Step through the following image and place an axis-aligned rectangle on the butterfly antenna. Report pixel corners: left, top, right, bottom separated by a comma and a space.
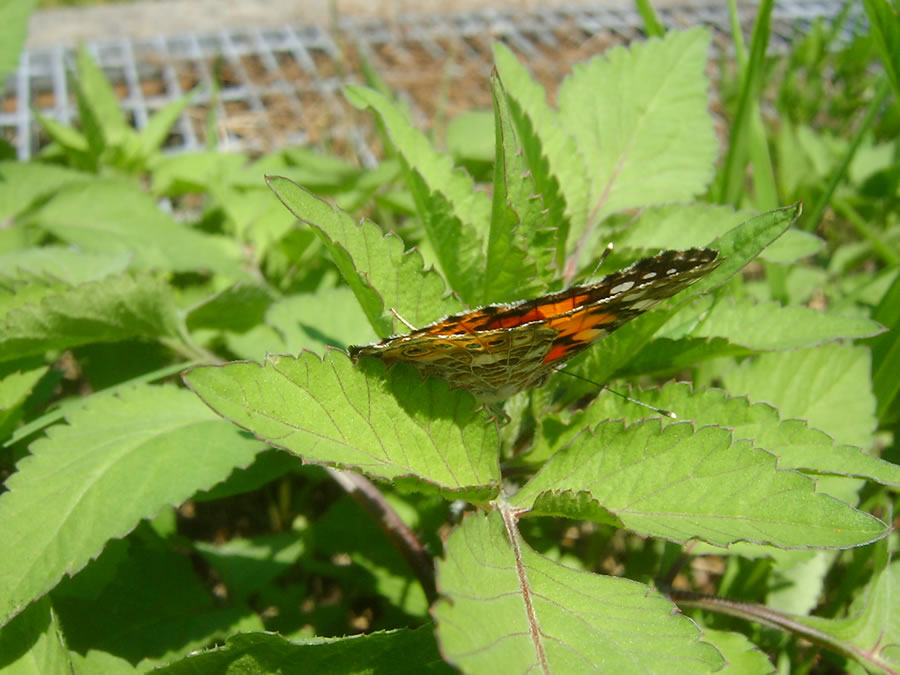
585, 242, 615, 279
557, 369, 677, 419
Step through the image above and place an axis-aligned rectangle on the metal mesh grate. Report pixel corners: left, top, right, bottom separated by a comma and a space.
1, 1, 865, 160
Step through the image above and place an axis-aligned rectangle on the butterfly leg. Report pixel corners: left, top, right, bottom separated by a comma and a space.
389, 308, 418, 331
478, 402, 511, 426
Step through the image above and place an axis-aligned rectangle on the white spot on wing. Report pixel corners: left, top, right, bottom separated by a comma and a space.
642, 272, 658, 279
610, 281, 635, 293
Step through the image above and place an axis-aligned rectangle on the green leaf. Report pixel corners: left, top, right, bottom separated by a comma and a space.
0, 161, 93, 221
514, 420, 885, 548
493, 42, 588, 252
0, 385, 267, 627
266, 175, 460, 336
868, 271, 900, 423
183, 352, 500, 501
69, 649, 143, 674
485, 69, 554, 303
535, 382, 900, 488
73, 44, 130, 149
615, 203, 750, 251
698, 629, 775, 674
138, 90, 196, 157
150, 151, 248, 195
33, 111, 93, 168
265, 286, 378, 354
722, 344, 878, 448
222, 287, 378, 361
154, 627, 453, 674
863, 0, 900, 102
767, 551, 832, 615
0, 0, 35, 84
755, 229, 824, 263
445, 109, 494, 163
433, 510, 724, 673
0, 246, 131, 285
52, 537, 262, 668
614, 203, 821, 264
557, 28, 716, 231
0, 273, 66, 314
29, 179, 247, 277
344, 85, 489, 303
0, 366, 48, 438
232, 148, 362, 191
0, 273, 179, 363
692, 297, 885, 350
214, 186, 297, 253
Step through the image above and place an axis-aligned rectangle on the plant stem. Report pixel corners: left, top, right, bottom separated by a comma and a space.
718, 0, 773, 205
666, 588, 877, 669
635, 0, 665, 37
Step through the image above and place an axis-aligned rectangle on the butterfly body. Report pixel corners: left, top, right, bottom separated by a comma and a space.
349, 248, 721, 401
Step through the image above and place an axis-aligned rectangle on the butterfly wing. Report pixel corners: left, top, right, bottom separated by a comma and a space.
349, 248, 721, 400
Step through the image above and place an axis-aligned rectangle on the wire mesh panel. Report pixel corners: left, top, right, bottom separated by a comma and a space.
1, 1, 865, 160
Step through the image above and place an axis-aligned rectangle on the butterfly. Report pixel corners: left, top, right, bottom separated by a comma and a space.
349, 248, 721, 402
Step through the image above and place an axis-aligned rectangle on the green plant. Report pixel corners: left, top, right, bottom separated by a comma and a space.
0, 3, 897, 674
32, 45, 196, 174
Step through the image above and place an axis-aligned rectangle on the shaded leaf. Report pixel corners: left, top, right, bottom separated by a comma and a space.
0, 246, 131, 285
624, 336, 752, 375
185, 283, 274, 334
195, 534, 305, 602
0, 597, 70, 674
53, 538, 262, 668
